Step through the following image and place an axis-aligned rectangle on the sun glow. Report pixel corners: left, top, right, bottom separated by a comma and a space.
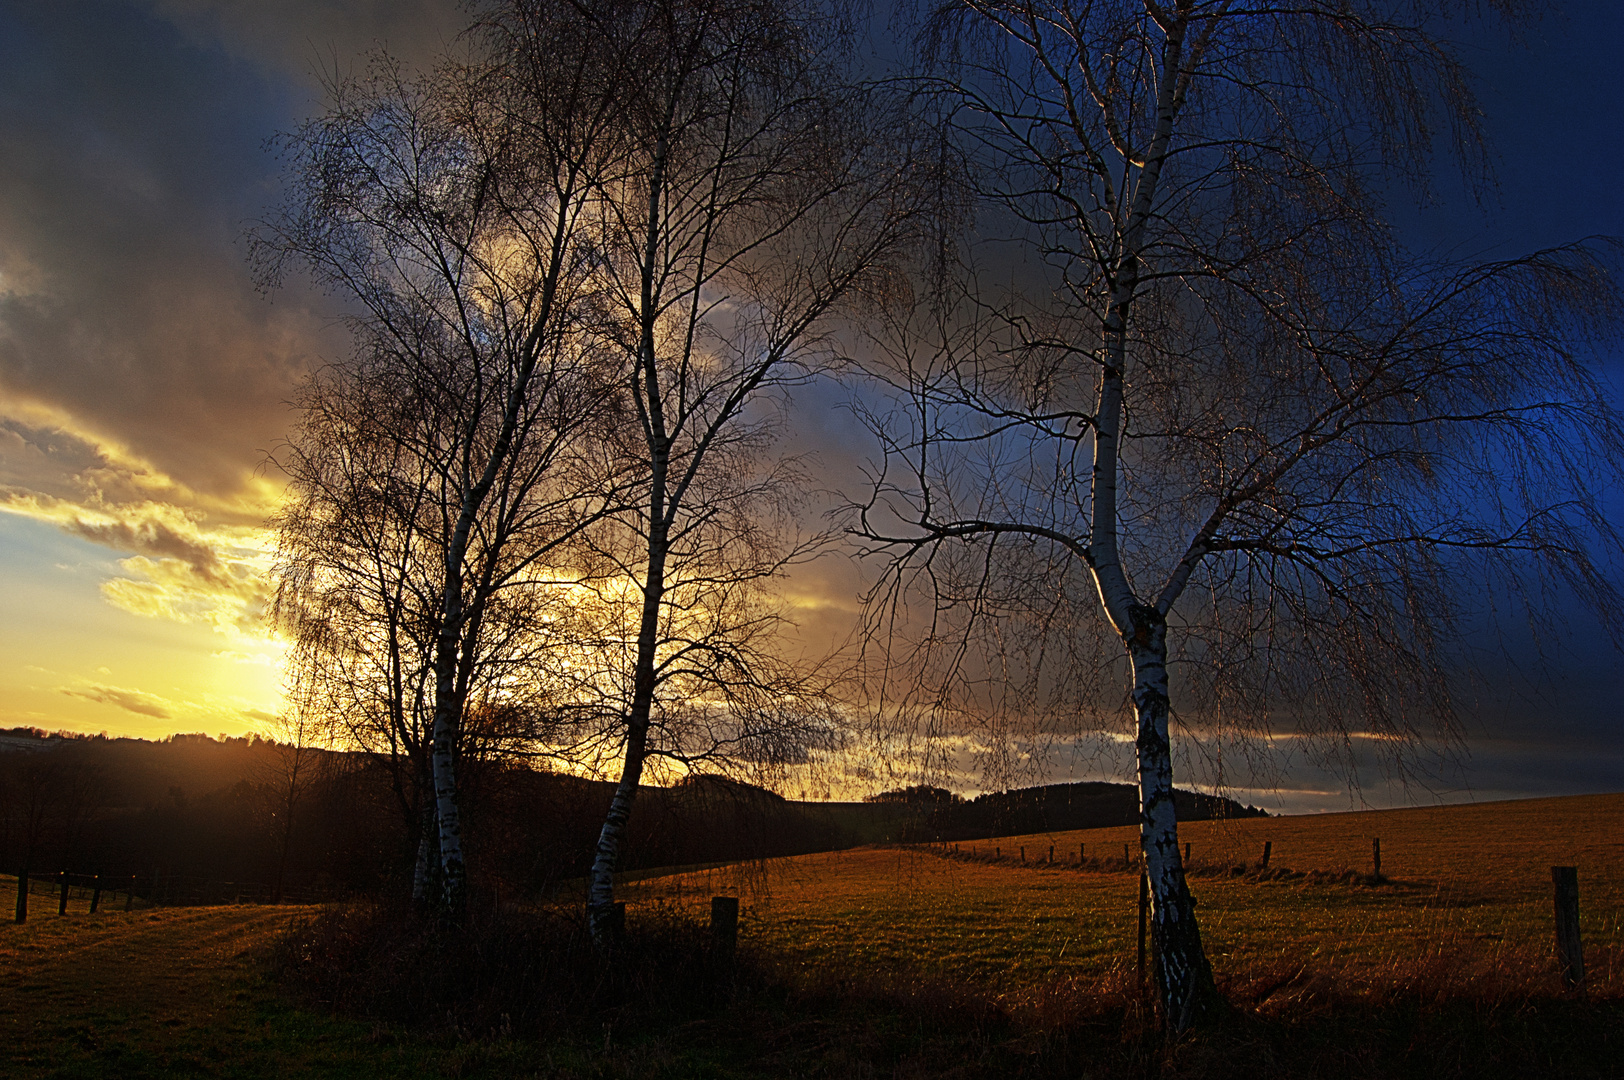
0, 408, 289, 739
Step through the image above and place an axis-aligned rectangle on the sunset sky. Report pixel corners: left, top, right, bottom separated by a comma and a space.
2, 0, 1622, 809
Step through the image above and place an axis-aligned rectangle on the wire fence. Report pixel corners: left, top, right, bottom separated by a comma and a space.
5, 869, 343, 921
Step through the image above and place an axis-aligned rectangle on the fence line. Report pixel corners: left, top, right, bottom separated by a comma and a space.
904, 838, 1590, 992
917, 837, 1389, 883
7, 868, 343, 921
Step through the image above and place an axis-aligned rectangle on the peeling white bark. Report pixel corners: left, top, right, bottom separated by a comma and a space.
586, 509, 666, 944
1128, 605, 1215, 1030
1081, 11, 1218, 1029
429, 695, 466, 908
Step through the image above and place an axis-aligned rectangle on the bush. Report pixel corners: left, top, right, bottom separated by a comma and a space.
270, 898, 746, 1041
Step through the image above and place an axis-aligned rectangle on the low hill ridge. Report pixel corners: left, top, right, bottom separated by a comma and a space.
864, 780, 1266, 841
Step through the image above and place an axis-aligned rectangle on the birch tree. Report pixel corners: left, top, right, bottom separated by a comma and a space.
465, 0, 923, 944
853, 0, 1624, 1028
260, 43, 628, 912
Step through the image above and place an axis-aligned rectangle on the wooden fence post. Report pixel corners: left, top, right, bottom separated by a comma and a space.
90, 875, 102, 914
58, 872, 69, 915
1137, 868, 1149, 993
1551, 866, 1584, 993
125, 875, 135, 912
1048, 844, 1054, 864
1184, 842, 1191, 863
1260, 841, 1272, 870
1123, 842, 1131, 870
995, 847, 1000, 859
711, 895, 739, 968
1372, 837, 1381, 878
14, 870, 26, 924
1020, 846, 1026, 864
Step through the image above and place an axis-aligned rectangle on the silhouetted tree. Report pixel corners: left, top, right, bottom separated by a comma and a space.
258, 42, 628, 911
463, 0, 926, 945
854, 0, 1624, 1028
253, 712, 333, 904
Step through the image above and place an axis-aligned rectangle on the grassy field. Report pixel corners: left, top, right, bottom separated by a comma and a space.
624, 792, 1624, 996
2, 793, 1620, 1077
0, 904, 593, 1079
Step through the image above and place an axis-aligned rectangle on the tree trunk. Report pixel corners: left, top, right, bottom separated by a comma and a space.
411, 791, 436, 904
429, 699, 465, 912
1127, 604, 1220, 1032
587, 125, 672, 948
272, 745, 303, 906
587, 770, 641, 944
432, 512, 473, 913
586, 524, 665, 947
273, 818, 293, 906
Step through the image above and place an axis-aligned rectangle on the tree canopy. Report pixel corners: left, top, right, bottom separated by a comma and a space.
850, 0, 1624, 1026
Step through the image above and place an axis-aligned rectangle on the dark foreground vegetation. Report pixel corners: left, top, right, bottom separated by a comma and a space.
266, 899, 1622, 1080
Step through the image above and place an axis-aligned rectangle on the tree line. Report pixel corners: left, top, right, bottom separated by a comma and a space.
252, 0, 1624, 1029
0, 730, 912, 897
865, 782, 1265, 842
255, 0, 921, 942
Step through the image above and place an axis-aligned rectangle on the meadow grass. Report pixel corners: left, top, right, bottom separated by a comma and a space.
623, 792, 1624, 997
2, 792, 1620, 1077
0, 904, 556, 1079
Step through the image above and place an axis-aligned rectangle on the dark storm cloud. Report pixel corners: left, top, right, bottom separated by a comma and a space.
0, 0, 345, 500
144, 0, 466, 82
1401, 7, 1624, 254
63, 516, 226, 584
0, 0, 455, 658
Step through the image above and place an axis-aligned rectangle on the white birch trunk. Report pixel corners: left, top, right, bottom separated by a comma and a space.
586, 518, 666, 946
1126, 604, 1217, 1031
1077, 10, 1219, 1029
426, 272, 556, 912
587, 775, 640, 941
429, 691, 466, 909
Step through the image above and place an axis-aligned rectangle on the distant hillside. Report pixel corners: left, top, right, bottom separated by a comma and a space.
0, 728, 1257, 896
0, 728, 914, 896
0, 728, 287, 807
866, 781, 1266, 841
475, 771, 916, 887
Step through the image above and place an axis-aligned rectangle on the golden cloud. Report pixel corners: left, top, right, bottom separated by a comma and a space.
0, 406, 281, 528
59, 682, 174, 720
0, 413, 284, 653
100, 554, 271, 637
54, 678, 285, 732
